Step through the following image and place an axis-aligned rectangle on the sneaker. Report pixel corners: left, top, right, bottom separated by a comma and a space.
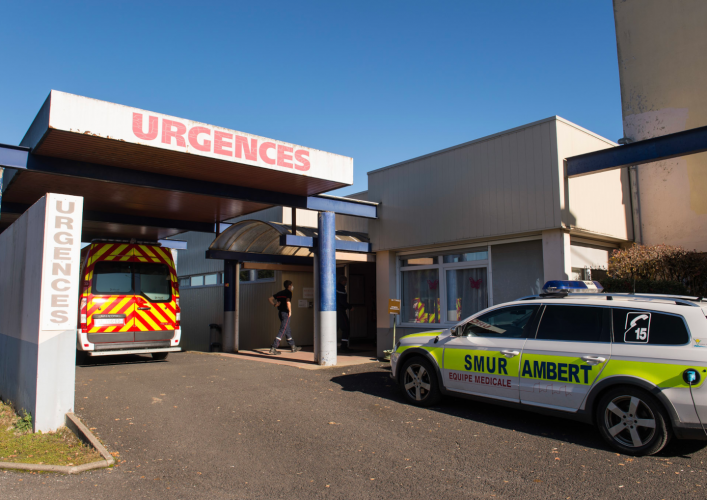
291, 346, 302, 353
268, 347, 281, 355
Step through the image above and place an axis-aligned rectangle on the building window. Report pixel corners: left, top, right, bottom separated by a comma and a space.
400, 247, 489, 325
239, 269, 276, 284
445, 267, 488, 322
179, 273, 221, 288
401, 268, 440, 323
179, 269, 275, 288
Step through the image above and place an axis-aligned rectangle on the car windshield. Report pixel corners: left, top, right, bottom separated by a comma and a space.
462, 306, 538, 338
92, 261, 133, 295
136, 263, 172, 302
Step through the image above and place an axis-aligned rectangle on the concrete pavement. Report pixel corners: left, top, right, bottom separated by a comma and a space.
2, 351, 707, 499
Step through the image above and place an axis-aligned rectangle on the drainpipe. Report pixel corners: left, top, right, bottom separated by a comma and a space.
629, 165, 642, 244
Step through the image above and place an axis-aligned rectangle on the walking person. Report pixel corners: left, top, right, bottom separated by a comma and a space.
268, 280, 302, 355
337, 276, 354, 353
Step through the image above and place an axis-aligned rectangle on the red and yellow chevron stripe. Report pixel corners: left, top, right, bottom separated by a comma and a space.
80, 242, 179, 334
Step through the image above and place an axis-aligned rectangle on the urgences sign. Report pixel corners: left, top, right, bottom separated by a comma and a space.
26, 91, 353, 185
132, 113, 310, 171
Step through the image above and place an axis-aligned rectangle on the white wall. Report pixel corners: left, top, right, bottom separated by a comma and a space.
570, 244, 610, 270
0, 194, 83, 432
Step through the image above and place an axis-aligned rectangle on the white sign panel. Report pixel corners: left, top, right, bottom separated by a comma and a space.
40, 194, 83, 331
45, 91, 353, 185
302, 287, 314, 299
298, 300, 309, 308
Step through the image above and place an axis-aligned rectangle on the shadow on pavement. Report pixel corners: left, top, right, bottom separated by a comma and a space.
330, 368, 707, 459
76, 353, 167, 368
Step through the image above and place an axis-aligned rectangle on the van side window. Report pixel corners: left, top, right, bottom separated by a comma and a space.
535, 306, 610, 342
612, 309, 689, 345
462, 306, 539, 338
92, 261, 132, 295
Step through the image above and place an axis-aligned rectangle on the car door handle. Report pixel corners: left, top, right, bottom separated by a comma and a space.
138, 307, 150, 310
500, 350, 520, 358
581, 356, 606, 364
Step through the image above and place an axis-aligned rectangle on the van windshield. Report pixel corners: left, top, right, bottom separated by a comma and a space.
136, 263, 172, 302
92, 261, 133, 295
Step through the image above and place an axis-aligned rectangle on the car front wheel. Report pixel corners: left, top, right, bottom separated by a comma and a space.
400, 357, 442, 407
596, 386, 670, 456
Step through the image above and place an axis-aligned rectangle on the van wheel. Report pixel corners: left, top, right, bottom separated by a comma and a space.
400, 357, 442, 407
152, 352, 169, 361
596, 386, 670, 456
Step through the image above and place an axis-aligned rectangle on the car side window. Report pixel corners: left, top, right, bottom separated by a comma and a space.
462, 305, 539, 338
535, 305, 610, 342
612, 308, 689, 345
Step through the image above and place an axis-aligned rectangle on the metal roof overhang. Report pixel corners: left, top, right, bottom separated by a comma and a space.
205, 220, 371, 265
0, 92, 375, 241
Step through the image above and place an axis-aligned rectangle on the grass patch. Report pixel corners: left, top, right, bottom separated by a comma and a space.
0, 400, 102, 466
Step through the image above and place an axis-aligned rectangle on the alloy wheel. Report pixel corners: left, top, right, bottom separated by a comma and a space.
604, 395, 657, 448
403, 363, 432, 402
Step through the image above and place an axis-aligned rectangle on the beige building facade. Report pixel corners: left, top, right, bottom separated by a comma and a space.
614, 0, 707, 250
369, 116, 633, 356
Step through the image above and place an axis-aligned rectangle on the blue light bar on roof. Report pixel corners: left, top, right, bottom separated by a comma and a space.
542, 280, 604, 293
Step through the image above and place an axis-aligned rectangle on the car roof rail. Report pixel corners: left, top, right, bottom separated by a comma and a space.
516, 292, 702, 307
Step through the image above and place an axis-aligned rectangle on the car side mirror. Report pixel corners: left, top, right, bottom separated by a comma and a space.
451, 326, 459, 337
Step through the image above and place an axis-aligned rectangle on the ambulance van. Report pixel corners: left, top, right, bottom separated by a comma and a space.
76, 240, 181, 361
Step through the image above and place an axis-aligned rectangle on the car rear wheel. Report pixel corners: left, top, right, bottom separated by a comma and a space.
152, 352, 169, 361
400, 357, 441, 407
596, 386, 670, 456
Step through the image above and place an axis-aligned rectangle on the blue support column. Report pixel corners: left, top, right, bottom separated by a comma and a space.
317, 211, 337, 365
0, 167, 3, 220
223, 260, 240, 352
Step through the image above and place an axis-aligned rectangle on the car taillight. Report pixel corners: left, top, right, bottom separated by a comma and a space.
80, 297, 88, 332
175, 298, 181, 328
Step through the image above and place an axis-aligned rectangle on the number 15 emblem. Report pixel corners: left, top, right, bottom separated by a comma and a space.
624, 312, 651, 343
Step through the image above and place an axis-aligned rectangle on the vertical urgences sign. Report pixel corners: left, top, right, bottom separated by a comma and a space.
40, 194, 83, 331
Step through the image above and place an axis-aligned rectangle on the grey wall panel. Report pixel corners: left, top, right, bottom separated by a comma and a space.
491, 240, 544, 305
336, 192, 369, 234
179, 286, 224, 352
238, 273, 282, 350
368, 119, 562, 251
172, 232, 222, 277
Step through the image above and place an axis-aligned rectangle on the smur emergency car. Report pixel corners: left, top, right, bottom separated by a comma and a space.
76, 240, 181, 361
391, 281, 707, 455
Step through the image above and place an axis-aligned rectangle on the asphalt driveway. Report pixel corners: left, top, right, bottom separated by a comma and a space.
2, 351, 707, 499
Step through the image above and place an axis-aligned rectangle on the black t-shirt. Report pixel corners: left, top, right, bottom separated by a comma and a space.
273, 289, 292, 314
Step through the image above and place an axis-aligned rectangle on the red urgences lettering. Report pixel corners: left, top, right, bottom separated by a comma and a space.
131, 113, 311, 171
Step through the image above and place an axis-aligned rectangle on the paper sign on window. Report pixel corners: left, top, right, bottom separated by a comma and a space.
624, 312, 651, 343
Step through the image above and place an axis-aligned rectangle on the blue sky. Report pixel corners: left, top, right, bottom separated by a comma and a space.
0, 1, 621, 196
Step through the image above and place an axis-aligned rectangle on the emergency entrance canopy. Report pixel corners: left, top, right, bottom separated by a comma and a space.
1, 91, 359, 241
21, 91, 353, 193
